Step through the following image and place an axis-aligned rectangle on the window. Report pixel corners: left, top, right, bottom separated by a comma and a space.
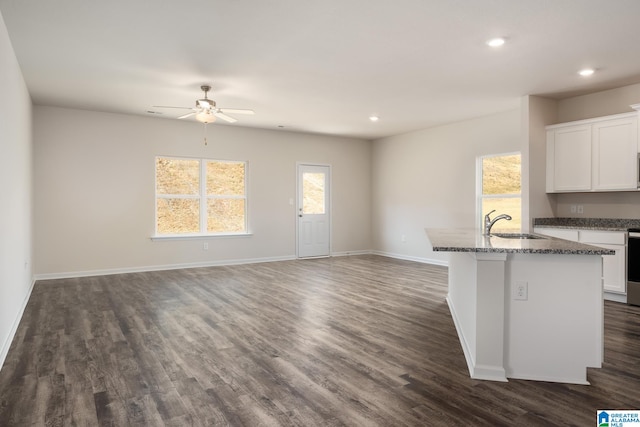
478, 153, 521, 231
155, 157, 247, 236
302, 172, 326, 214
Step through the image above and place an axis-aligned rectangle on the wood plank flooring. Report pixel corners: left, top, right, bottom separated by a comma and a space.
0, 254, 639, 426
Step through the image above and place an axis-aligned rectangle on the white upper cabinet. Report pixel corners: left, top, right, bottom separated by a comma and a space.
546, 124, 592, 192
592, 116, 638, 190
546, 111, 639, 193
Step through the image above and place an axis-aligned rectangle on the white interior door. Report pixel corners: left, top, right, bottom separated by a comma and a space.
297, 164, 330, 258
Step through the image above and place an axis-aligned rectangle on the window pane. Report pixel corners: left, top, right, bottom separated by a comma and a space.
482, 155, 521, 195
482, 198, 521, 231
157, 198, 199, 234
156, 158, 200, 195
207, 161, 245, 196
207, 199, 245, 233
303, 172, 325, 214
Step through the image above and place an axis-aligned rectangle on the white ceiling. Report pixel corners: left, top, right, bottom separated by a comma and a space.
2, 0, 640, 139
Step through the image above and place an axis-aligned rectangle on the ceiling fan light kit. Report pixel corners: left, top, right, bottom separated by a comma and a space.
196, 109, 216, 123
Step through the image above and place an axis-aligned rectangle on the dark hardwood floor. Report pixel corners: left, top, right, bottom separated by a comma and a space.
0, 255, 639, 426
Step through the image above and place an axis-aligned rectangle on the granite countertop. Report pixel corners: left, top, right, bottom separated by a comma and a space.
533, 217, 640, 231
425, 228, 615, 255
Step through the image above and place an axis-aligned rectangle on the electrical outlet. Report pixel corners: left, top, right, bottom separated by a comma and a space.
401, 234, 407, 243
570, 205, 577, 214
514, 281, 528, 301
203, 242, 209, 250
577, 205, 584, 214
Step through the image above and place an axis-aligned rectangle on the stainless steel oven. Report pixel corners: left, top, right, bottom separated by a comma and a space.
628, 229, 640, 306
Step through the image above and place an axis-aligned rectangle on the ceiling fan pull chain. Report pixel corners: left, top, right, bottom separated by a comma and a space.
204, 122, 208, 146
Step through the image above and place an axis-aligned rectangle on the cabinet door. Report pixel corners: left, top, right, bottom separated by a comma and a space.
595, 243, 626, 294
547, 125, 592, 192
592, 117, 638, 191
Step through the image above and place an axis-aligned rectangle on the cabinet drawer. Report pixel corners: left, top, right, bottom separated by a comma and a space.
579, 230, 626, 245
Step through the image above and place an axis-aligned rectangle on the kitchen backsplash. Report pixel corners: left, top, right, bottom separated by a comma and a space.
554, 192, 640, 219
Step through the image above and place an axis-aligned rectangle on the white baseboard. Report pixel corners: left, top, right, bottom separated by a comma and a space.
604, 292, 627, 304
34, 255, 298, 281
371, 250, 449, 267
446, 295, 475, 378
0, 277, 36, 372
447, 295, 508, 382
331, 250, 373, 257
35, 251, 448, 281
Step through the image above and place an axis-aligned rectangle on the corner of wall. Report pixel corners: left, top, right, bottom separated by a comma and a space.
0, 8, 35, 371
522, 96, 558, 228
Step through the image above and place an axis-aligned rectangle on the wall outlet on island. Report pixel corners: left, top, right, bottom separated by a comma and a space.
514, 281, 528, 301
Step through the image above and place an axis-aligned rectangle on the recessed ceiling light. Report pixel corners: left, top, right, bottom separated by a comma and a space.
579, 68, 595, 77
369, 115, 379, 122
486, 38, 506, 47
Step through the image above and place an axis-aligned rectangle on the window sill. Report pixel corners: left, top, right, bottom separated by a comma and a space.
151, 233, 253, 241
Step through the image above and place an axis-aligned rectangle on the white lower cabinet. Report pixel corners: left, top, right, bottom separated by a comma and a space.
534, 227, 627, 295
580, 230, 627, 294
533, 227, 579, 241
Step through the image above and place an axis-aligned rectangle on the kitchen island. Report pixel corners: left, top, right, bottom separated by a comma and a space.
426, 228, 614, 385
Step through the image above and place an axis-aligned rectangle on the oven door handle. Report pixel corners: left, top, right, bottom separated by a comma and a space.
629, 232, 640, 238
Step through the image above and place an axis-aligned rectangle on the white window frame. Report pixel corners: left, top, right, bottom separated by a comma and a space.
476, 151, 521, 230
154, 156, 249, 238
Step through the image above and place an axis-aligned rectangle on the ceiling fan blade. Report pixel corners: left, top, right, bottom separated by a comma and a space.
219, 108, 254, 115
152, 105, 193, 110
213, 111, 237, 123
178, 112, 196, 119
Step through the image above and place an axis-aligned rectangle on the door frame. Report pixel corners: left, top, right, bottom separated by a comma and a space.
296, 162, 332, 258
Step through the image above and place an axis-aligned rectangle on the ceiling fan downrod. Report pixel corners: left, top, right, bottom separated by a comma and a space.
201, 85, 211, 99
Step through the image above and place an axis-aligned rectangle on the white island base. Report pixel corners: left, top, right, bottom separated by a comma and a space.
447, 252, 603, 385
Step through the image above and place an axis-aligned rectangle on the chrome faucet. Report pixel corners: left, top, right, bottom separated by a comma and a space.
484, 210, 512, 235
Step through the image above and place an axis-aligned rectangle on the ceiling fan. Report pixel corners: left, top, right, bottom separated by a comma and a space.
153, 85, 254, 124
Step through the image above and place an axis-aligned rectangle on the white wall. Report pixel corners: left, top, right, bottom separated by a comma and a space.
371, 109, 520, 264
552, 83, 640, 218
0, 11, 33, 369
34, 106, 371, 277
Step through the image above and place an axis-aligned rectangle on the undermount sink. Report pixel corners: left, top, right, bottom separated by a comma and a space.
491, 233, 546, 240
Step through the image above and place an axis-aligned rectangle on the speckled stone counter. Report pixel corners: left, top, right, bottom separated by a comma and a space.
533, 217, 640, 231
425, 228, 614, 255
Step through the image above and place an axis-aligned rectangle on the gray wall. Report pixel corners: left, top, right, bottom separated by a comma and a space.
371, 109, 521, 264
34, 106, 372, 276
521, 95, 558, 228
0, 11, 33, 368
